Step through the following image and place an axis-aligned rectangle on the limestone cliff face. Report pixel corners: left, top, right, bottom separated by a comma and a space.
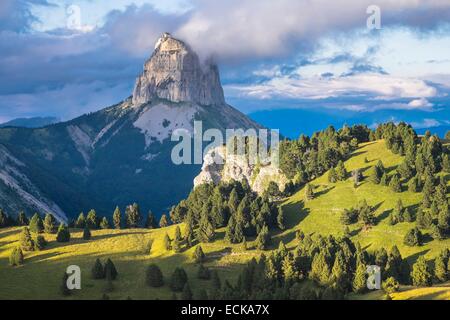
194, 146, 288, 194
132, 33, 225, 106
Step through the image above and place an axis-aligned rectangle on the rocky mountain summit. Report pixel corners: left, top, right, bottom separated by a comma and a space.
132, 33, 225, 106
0, 33, 263, 220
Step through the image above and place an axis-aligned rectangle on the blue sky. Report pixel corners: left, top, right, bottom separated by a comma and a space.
0, 0, 449, 136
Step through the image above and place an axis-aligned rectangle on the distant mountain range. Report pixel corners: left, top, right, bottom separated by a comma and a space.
0, 33, 261, 221
0, 117, 59, 128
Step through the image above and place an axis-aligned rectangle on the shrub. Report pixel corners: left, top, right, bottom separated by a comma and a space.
146, 264, 164, 287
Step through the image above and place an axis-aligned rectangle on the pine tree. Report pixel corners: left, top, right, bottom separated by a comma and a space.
29, 213, 43, 233
277, 207, 286, 230
159, 214, 169, 228
368, 165, 381, 184
310, 251, 330, 285
335, 160, 347, 181
125, 203, 141, 228
411, 256, 432, 287
60, 273, 71, 296
328, 167, 338, 183
382, 277, 399, 294
91, 258, 105, 279
434, 255, 448, 283
305, 183, 314, 201
352, 262, 367, 293
17, 211, 28, 226
75, 212, 85, 228
389, 174, 402, 193
112, 207, 121, 229
422, 174, 435, 208
163, 233, 171, 251
442, 154, 450, 173
174, 226, 182, 242
34, 234, 47, 250
170, 267, 188, 292
83, 226, 91, 240
184, 221, 195, 248
196, 215, 215, 243
228, 188, 239, 213
9, 247, 24, 266
0, 209, 7, 228
256, 224, 270, 250
146, 264, 164, 287
403, 227, 423, 246
172, 237, 182, 253
438, 205, 450, 233
181, 283, 193, 300
43, 213, 57, 234
99, 217, 109, 229
397, 160, 413, 179
86, 209, 98, 229
193, 245, 205, 264
103, 259, 118, 280
358, 200, 375, 227
332, 251, 349, 291
416, 208, 432, 229
19, 227, 35, 251
56, 223, 71, 242
408, 176, 419, 192
431, 223, 445, 241
145, 211, 158, 229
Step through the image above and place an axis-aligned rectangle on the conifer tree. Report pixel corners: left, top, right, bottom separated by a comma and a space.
145, 211, 158, 229
91, 258, 105, 279
17, 211, 28, 226
408, 176, 419, 192
256, 224, 270, 250
184, 221, 195, 248
196, 214, 215, 243
104, 259, 118, 280
125, 203, 141, 228
228, 188, 240, 213
434, 254, 448, 283
328, 167, 338, 183
310, 251, 331, 285
0, 209, 7, 228
29, 213, 43, 233
368, 165, 382, 184
352, 262, 367, 293
174, 226, 182, 242
422, 174, 435, 208
332, 251, 349, 291
56, 224, 70, 242
86, 209, 98, 229
442, 154, 450, 173
60, 273, 71, 296
431, 223, 445, 241
389, 174, 402, 193
197, 264, 211, 280
416, 208, 432, 229
277, 207, 286, 230
172, 237, 182, 253
75, 212, 85, 228
382, 277, 399, 294
403, 227, 423, 247
397, 160, 413, 179
411, 256, 432, 287
19, 227, 35, 252
438, 204, 450, 232
170, 267, 188, 292
193, 245, 205, 264
83, 226, 91, 240
159, 214, 169, 228
163, 233, 171, 251
113, 207, 121, 229
34, 234, 47, 250
9, 247, 24, 266
146, 264, 164, 287
100, 217, 109, 229
305, 183, 314, 201
335, 160, 347, 181
43, 213, 57, 234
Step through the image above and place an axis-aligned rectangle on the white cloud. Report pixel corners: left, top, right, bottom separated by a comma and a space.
410, 118, 441, 129
227, 73, 437, 102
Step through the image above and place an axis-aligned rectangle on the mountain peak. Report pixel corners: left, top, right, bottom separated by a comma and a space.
132, 33, 225, 106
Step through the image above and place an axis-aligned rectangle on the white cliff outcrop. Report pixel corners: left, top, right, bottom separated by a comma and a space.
194, 146, 288, 194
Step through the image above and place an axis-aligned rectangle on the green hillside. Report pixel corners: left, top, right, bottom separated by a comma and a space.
0, 139, 449, 300
280, 140, 450, 260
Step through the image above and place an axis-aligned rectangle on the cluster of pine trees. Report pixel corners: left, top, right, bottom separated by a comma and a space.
169, 180, 281, 250
279, 124, 371, 183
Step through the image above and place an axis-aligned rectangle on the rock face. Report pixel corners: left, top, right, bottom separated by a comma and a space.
132, 33, 225, 106
194, 146, 288, 194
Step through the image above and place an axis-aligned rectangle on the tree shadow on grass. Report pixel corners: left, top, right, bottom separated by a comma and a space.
315, 185, 335, 197
377, 209, 392, 224
405, 249, 430, 265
